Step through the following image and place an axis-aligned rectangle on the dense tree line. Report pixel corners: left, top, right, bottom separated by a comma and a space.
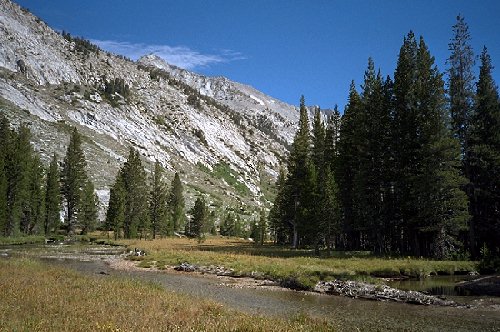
271, 18, 500, 260
105, 149, 187, 240
0, 115, 98, 237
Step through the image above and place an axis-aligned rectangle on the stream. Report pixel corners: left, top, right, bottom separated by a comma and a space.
1, 244, 499, 331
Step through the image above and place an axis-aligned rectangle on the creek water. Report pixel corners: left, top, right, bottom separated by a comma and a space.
388, 275, 477, 296
1, 244, 499, 331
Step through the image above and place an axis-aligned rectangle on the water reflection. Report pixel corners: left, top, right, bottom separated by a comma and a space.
388, 276, 474, 296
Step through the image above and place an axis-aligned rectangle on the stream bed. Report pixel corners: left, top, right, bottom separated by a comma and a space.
1, 243, 499, 331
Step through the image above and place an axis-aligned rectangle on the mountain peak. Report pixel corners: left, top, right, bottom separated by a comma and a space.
138, 54, 179, 71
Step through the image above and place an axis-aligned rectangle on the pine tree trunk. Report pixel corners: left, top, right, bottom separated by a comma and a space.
292, 224, 298, 249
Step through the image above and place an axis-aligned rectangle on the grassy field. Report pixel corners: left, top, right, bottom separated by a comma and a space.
0, 235, 47, 245
0, 258, 335, 332
115, 236, 477, 288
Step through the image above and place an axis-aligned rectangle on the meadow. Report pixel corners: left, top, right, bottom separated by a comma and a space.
0, 258, 334, 332
116, 236, 477, 289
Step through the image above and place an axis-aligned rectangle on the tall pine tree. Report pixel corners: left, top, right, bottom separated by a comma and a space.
105, 175, 125, 240
354, 59, 394, 254
149, 160, 168, 238
23, 154, 45, 234
285, 95, 313, 248
336, 81, 362, 249
324, 105, 341, 171
121, 148, 150, 239
188, 197, 207, 240
6, 124, 34, 236
268, 168, 289, 244
391, 33, 469, 257
392, 31, 419, 255
467, 47, 500, 258
447, 15, 475, 157
413, 37, 469, 258
61, 127, 89, 234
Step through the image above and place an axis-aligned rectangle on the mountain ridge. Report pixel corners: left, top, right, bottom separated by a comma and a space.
0, 0, 301, 219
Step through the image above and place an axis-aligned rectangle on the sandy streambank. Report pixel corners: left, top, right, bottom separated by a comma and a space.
105, 257, 285, 291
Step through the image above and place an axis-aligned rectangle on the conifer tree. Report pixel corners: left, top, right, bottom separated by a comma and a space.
168, 172, 185, 234
467, 47, 500, 257
354, 59, 395, 254
45, 154, 61, 235
6, 124, 33, 236
321, 107, 342, 253
250, 217, 259, 241
336, 81, 362, 249
269, 168, 289, 244
23, 154, 45, 234
105, 175, 125, 240
319, 166, 340, 255
414, 37, 469, 258
80, 180, 98, 235
149, 161, 168, 238
61, 127, 89, 234
392, 31, 419, 255
188, 197, 207, 240
324, 105, 341, 170
121, 148, 150, 239
309, 106, 327, 251
391, 33, 469, 257
219, 211, 234, 236
447, 15, 475, 157
312, 107, 325, 175
285, 95, 312, 248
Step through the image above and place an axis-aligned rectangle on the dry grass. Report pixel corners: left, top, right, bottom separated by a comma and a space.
0, 258, 335, 332
116, 237, 477, 287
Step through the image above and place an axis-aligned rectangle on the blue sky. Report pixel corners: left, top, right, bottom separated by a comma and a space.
15, 0, 500, 111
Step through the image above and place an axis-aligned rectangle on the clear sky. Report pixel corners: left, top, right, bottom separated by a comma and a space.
14, 0, 500, 111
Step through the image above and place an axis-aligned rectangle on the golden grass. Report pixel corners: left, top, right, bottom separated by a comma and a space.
117, 237, 477, 287
0, 258, 335, 332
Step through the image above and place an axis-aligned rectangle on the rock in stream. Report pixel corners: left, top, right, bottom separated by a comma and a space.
314, 280, 456, 306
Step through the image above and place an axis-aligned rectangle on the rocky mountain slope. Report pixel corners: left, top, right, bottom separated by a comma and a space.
0, 0, 300, 220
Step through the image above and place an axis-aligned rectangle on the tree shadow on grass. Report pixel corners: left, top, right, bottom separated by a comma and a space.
195, 240, 372, 259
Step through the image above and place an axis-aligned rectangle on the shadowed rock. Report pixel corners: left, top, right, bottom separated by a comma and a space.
455, 275, 500, 296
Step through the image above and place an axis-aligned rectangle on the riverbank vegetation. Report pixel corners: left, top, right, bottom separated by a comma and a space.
0, 235, 46, 245
0, 258, 334, 331
116, 237, 476, 289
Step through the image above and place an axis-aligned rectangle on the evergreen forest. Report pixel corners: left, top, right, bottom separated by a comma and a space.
0, 16, 498, 267
271, 17, 500, 263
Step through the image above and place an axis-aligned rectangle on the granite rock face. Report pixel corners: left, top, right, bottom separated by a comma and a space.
0, 0, 304, 218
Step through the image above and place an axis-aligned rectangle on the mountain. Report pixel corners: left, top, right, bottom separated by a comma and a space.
0, 0, 301, 219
